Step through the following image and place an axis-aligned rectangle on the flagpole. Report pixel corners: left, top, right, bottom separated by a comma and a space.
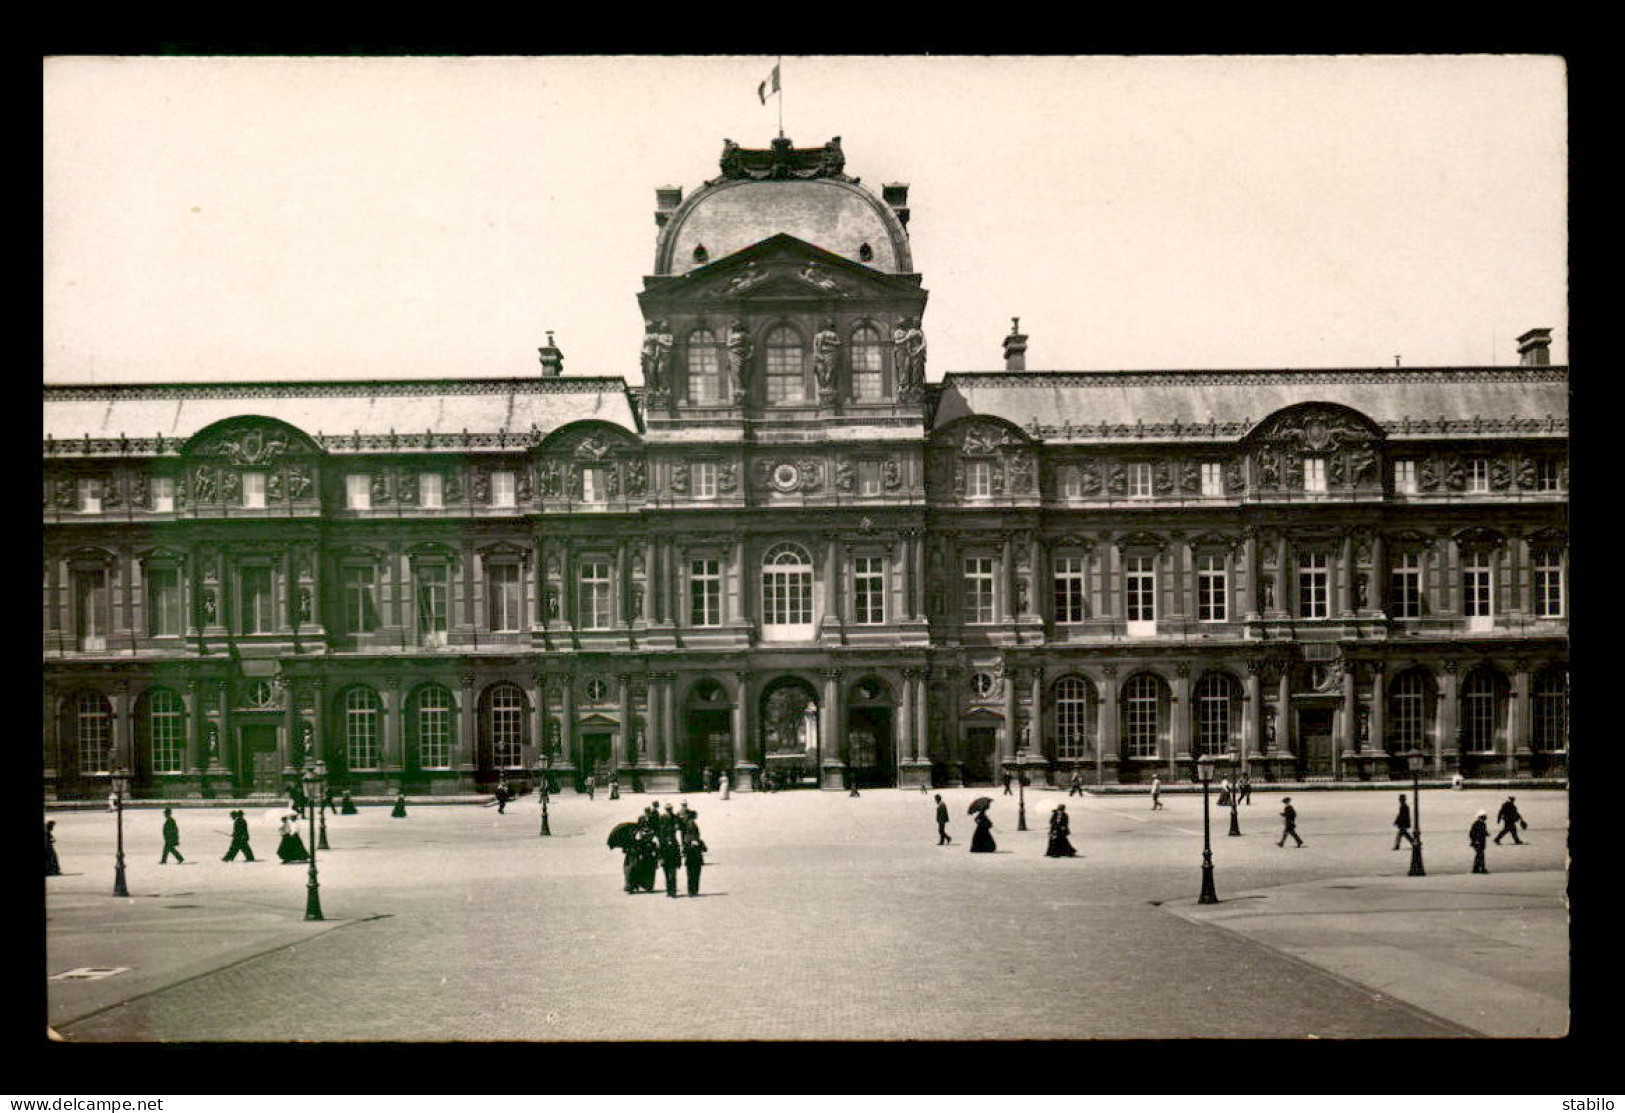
777, 56, 784, 139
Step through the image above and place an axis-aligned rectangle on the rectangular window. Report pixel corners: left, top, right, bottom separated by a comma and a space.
491, 470, 517, 508
580, 466, 606, 503
1127, 463, 1152, 499
853, 556, 885, 625
1390, 551, 1423, 619
1197, 554, 1227, 622
857, 459, 882, 496
1125, 556, 1156, 623
1053, 556, 1087, 624
346, 474, 371, 510
149, 692, 186, 774
417, 693, 453, 769
74, 567, 110, 650
239, 566, 274, 634
1467, 458, 1491, 493
78, 478, 101, 514
341, 566, 379, 634
1535, 458, 1560, 491
1534, 548, 1564, 618
693, 462, 718, 499
690, 559, 721, 627
1463, 553, 1493, 620
1059, 465, 1083, 499
146, 567, 183, 637
1201, 462, 1223, 498
419, 473, 444, 510
415, 564, 449, 646
487, 562, 522, 632
1394, 460, 1418, 495
151, 475, 175, 513
963, 557, 995, 624
241, 471, 266, 509
1303, 458, 1327, 493
578, 561, 613, 630
965, 460, 992, 498
1297, 551, 1329, 619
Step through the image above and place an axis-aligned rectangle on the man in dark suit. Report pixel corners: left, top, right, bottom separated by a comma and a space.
1469, 810, 1491, 873
657, 820, 682, 898
1276, 797, 1304, 847
1392, 794, 1416, 850
682, 811, 706, 897
160, 807, 185, 864
222, 810, 256, 861
934, 794, 951, 845
1494, 796, 1526, 844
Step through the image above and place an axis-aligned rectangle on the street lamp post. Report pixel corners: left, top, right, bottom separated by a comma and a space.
315, 759, 330, 851
303, 763, 324, 921
1015, 744, 1028, 832
1406, 748, 1426, 877
1196, 753, 1218, 904
111, 767, 130, 898
536, 753, 552, 837
1227, 751, 1242, 837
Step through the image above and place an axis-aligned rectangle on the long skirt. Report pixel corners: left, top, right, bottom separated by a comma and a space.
277, 833, 310, 863
970, 826, 997, 854
1046, 834, 1077, 857
633, 852, 658, 892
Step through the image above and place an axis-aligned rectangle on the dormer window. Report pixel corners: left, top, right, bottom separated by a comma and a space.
151, 475, 175, 512
1303, 458, 1327, 493
1127, 463, 1153, 499
241, 471, 266, 509
965, 460, 993, 498
764, 325, 807, 404
77, 478, 101, 514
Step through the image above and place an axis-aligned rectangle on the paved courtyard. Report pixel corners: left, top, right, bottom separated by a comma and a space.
44, 785, 1568, 1041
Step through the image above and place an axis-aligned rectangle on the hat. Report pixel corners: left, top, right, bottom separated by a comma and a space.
1477, 810, 1488, 817
1282, 797, 1291, 803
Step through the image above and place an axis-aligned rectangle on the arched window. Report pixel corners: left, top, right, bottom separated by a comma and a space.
1533, 670, 1567, 751
147, 688, 186, 774
1194, 673, 1233, 756
1053, 676, 1095, 760
1390, 671, 1429, 750
761, 542, 814, 635
1461, 670, 1500, 753
764, 325, 806, 403
1124, 673, 1163, 759
414, 685, 456, 770
343, 687, 382, 770
76, 693, 111, 775
850, 324, 884, 401
686, 328, 722, 403
487, 683, 527, 769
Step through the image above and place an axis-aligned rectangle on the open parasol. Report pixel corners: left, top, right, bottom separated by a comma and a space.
967, 796, 994, 815
607, 821, 639, 850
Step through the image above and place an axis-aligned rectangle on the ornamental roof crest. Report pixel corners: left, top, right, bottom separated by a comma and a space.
713, 136, 855, 184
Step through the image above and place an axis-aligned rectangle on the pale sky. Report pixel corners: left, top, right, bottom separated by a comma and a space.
43, 55, 1567, 385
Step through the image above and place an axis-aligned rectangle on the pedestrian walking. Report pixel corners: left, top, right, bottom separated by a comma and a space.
494, 778, 510, 814
1238, 773, 1252, 805
1494, 796, 1527, 845
658, 821, 681, 898
1002, 770, 1014, 796
848, 778, 860, 798
1392, 794, 1417, 850
682, 811, 707, 897
586, 775, 596, 800
1068, 770, 1085, 797
45, 820, 61, 876
222, 810, 256, 861
970, 807, 997, 853
1150, 776, 1164, 810
287, 780, 308, 815
720, 771, 731, 800
340, 790, 357, 815
1045, 804, 1077, 858
934, 794, 952, 845
159, 807, 185, 864
276, 814, 309, 863
609, 772, 620, 801
391, 793, 408, 818
1276, 797, 1304, 847
1217, 777, 1232, 808
1469, 810, 1490, 873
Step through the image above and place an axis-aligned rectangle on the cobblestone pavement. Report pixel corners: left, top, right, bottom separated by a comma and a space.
45, 786, 1567, 1041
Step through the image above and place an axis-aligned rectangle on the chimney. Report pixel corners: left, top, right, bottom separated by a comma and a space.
1517, 327, 1553, 366
1003, 317, 1029, 371
654, 186, 682, 228
538, 331, 563, 378
882, 182, 911, 228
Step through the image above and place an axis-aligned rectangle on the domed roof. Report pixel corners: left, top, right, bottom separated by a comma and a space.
654, 137, 912, 277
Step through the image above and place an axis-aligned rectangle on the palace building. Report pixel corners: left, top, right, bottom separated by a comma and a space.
42, 136, 1568, 800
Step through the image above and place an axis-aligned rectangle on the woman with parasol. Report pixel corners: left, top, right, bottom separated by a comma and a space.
968, 797, 997, 853
608, 820, 641, 892
1045, 804, 1077, 857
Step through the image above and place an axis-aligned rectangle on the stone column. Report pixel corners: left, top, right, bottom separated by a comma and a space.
822, 532, 842, 630
733, 670, 757, 788
1338, 532, 1354, 617
1338, 662, 1357, 778
557, 672, 576, 776
1437, 660, 1459, 774
1276, 667, 1292, 757
1170, 663, 1190, 773
1368, 663, 1387, 760
282, 675, 299, 774
897, 668, 915, 765
1000, 534, 1015, 621
110, 680, 131, 779
820, 668, 846, 789
731, 534, 747, 631
1098, 666, 1119, 783
1030, 665, 1045, 769
1241, 531, 1258, 617
616, 674, 632, 769
382, 676, 403, 779
645, 537, 660, 624
1510, 661, 1531, 775
457, 674, 477, 776
662, 674, 678, 769
531, 672, 548, 768
915, 668, 930, 767
1243, 661, 1263, 776
185, 678, 205, 774
1000, 663, 1019, 775
1370, 533, 1387, 615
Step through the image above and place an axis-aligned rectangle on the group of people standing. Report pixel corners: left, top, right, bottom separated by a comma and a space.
932, 795, 1076, 858
618, 802, 707, 898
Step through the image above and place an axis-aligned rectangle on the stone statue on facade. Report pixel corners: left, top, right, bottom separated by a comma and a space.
727, 321, 753, 402
893, 318, 926, 399
813, 320, 841, 396
641, 319, 673, 394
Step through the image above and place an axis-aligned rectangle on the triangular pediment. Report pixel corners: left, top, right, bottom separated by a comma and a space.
641, 234, 922, 306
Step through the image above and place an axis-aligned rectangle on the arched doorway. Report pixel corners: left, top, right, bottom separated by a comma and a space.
758, 676, 820, 789
682, 679, 734, 792
846, 676, 895, 788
